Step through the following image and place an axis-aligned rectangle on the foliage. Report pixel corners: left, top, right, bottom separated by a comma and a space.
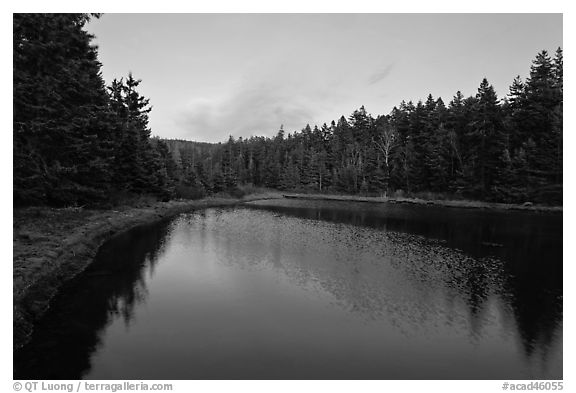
179, 49, 562, 205
13, 15, 562, 206
14, 14, 177, 206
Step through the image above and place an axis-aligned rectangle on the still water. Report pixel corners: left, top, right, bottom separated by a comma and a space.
15, 199, 562, 379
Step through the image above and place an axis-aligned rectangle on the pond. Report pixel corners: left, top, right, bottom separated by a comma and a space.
14, 199, 563, 379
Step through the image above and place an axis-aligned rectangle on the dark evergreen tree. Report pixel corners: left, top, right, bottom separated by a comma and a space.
14, 20, 562, 208
14, 13, 114, 205
467, 78, 505, 198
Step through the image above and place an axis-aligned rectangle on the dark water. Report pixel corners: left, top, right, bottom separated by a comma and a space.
14, 199, 562, 379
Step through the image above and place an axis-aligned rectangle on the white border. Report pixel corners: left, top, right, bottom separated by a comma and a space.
3, 3, 571, 392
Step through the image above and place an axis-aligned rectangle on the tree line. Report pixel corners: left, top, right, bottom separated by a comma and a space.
14, 14, 176, 206
14, 14, 562, 206
176, 48, 562, 204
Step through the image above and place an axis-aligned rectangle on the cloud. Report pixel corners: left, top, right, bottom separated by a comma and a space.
176, 75, 318, 142
367, 64, 394, 85
175, 58, 400, 143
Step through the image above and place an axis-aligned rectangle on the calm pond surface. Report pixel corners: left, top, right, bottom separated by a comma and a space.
14, 199, 562, 379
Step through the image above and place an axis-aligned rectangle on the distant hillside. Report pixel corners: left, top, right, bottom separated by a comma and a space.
159, 138, 219, 168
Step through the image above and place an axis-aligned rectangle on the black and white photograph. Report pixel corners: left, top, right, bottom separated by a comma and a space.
11, 8, 565, 387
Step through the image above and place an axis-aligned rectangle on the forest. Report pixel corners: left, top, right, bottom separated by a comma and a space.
14, 14, 563, 207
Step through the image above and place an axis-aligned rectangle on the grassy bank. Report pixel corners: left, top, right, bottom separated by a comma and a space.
282, 192, 562, 213
13, 192, 282, 350
13, 189, 559, 350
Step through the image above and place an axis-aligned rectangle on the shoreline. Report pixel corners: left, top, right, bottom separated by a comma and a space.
281, 193, 562, 213
13, 190, 560, 350
13, 193, 282, 350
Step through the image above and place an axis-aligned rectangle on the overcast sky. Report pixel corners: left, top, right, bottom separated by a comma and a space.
86, 14, 562, 143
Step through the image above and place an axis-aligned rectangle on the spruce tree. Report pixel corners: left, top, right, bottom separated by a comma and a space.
14, 13, 114, 206
468, 78, 505, 199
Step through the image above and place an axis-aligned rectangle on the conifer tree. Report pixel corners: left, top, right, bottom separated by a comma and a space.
14, 13, 114, 205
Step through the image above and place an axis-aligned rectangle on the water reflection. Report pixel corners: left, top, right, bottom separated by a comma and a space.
14, 201, 562, 379
247, 199, 563, 359
14, 220, 172, 379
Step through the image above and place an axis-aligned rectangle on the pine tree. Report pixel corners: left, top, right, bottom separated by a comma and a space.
108, 74, 156, 193
445, 91, 468, 192
468, 78, 505, 199
14, 13, 114, 206
512, 50, 563, 202
221, 136, 238, 189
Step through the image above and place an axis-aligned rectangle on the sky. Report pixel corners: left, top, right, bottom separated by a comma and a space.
86, 13, 562, 143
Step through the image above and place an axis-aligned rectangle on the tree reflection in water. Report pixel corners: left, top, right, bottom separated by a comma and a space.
14, 220, 172, 379
14, 200, 562, 380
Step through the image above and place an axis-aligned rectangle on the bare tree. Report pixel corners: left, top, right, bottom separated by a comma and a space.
372, 122, 398, 197
372, 122, 398, 169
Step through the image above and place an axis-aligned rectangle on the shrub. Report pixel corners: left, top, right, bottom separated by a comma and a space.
174, 185, 205, 200
229, 187, 246, 199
